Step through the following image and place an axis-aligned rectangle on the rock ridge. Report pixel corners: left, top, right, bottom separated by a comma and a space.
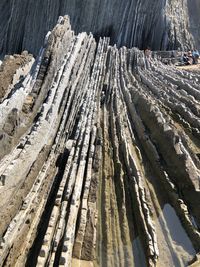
0, 0, 198, 56
0, 15, 200, 267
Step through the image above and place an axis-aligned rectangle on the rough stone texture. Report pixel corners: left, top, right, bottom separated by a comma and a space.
0, 0, 197, 56
0, 53, 34, 102
187, 0, 200, 48
0, 16, 200, 267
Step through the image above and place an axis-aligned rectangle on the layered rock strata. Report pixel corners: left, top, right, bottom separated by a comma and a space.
187, 0, 200, 48
0, 16, 200, 267
0, 0, 196, 56
0, 52, 34, 101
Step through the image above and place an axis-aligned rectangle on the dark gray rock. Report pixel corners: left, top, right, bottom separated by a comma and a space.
0, 0, 197, 56
188, 0, 200, 49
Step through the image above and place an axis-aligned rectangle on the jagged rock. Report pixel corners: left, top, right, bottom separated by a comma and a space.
0, 0, 198, 56
0, 14, 200, 267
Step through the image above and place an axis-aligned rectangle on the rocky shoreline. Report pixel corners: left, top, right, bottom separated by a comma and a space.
0, 16, 200, 267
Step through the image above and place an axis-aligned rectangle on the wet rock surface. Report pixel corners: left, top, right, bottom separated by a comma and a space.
0, 16, 200, 267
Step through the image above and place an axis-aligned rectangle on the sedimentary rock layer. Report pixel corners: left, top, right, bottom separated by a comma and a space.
0, 16, 200, 267
0, 52, 34, 102
0, 0, 197, 56
187, 0, 200, 47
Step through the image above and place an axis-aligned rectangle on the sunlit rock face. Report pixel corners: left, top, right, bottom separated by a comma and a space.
0, 0, 196, 56
0, 15, 200, 267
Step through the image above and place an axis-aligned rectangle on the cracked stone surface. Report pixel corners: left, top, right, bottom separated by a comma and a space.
0, 15, 200, 267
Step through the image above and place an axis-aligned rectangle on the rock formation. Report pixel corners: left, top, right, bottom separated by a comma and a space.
0, 15, 200, 267
187, 0, 200, 44
0, 0, 198, 56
